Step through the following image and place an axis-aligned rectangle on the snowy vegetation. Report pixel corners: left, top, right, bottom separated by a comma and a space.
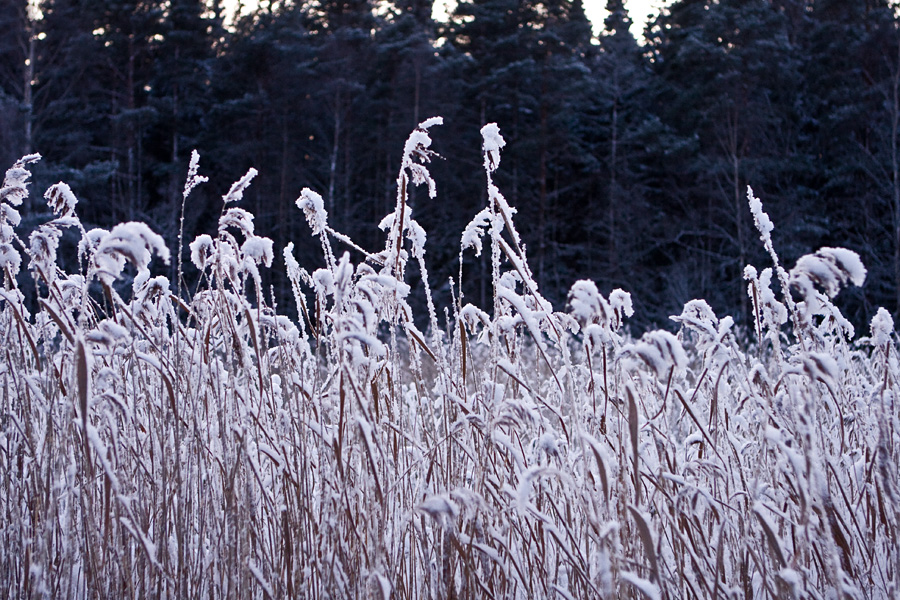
1, 121, 899, 599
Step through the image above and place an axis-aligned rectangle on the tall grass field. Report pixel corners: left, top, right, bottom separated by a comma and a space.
1, 120, 898, 599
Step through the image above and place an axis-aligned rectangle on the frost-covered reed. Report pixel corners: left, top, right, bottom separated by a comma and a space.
1, 121, 898, 599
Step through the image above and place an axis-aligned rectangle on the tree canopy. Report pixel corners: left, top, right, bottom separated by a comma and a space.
3, 0, 899, 330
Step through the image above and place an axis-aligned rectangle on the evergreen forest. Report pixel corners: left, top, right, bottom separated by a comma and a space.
2, 0, 899, 330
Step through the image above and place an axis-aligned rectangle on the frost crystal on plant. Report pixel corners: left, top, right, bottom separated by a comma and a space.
460, 208, 491, 257
790, 247, 866, 299
627, 329, 688, 378
568, 280, 610, 326
189, 234, 214, 270
93, 222, 170, 285
296, 188, 328, 235
222, 167, 257, 204
44, 182, 78, 217
871, 307, 894, 348
241, 236, 274, 267
481, 123, 505, 172
183, 150, 208, 199
0, 153, 40, 207
747, 185, 774, 242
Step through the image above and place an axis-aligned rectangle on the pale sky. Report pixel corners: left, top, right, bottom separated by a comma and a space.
227, 1, 672, 40
587, 0, 673, 38
431, 1, 671, 39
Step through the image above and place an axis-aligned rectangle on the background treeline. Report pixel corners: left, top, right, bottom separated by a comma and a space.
1, 0, 899, 330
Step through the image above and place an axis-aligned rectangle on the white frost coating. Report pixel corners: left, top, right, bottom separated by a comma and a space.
752, 501, 786, 560
407, 219, 427, 259
283, 242, 301, 278
1, 203, 21, 228
609, 288, 634, 319
0, 154, 40, 207
86, 319, 130, 347
418, 116, 443, 130
8, 123, 900, 600
189, 234, 214, 270
94, 222, 170, 284
516, 466, 544, 513
472, 542, 503, 567
823, 247, 866, 286
459, 303, 491, 337
497, 286, 546, 350
0, 242, 21, 276
630, 330, 688, 378
461, 207, 491, 257
29, 226, 62, 280
551, 583, 576, 600
620, 572, 661, 600
79, 227, 106, 261
747, 186, 774, 243
758, 268, 788, 326
183, 150, 208, 199
871, 307, 894, 347
360, 273, 411, 300
241, 236, 274, 267
778, 569, 802, 597
671, 299, 718, 337
418, 494, 459, 523
800, 352, 840, 384
400, 117, 442, 198
312, 268, 335, 297
790, 247, 866, 299
481, 123, 506, 172
248, 561, 275, 598
44, 182, 78, 217
296, 188, 328, 235
375, 574, 391, 600
537, 432, 559, 457
222, 168, 257, 204
218, 207, 255, 237
568, 280, 610, 326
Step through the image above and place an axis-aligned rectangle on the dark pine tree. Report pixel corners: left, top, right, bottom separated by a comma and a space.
0, 0, 32, 167
646, 0, 805, 324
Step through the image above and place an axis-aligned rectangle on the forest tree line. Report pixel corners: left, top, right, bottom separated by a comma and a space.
1, 0, 898, 331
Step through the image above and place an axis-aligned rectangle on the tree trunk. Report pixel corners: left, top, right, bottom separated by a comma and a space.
329, 89, 341, 213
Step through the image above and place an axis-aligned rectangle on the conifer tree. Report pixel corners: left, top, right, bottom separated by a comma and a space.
0, 0, 32, 165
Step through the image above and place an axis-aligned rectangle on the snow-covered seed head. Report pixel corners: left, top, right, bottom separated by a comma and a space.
789, 247, 866, 300
400, 117, 442, 198
609, 289, 634, 330
627, 330, 688, 378
183, 150, 209, 199
296, 188, 328, 235
747, 186, 774, 244
671, 299, 718, 338
222, 168, 257, 204
798, 351, 840, 386
461, 207, 491, 257
241, 236, 274, 268
219, 207, 255, 238
0, 154, 40, 208
568, 280, 611, 327
29, 226, 62, 281
0, 242, 21, 277
481, 123, 506, 173
44, 182, 78, 218
190, 234, 214, 270
870, 307, 894, 349
93, 222, 170, 285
